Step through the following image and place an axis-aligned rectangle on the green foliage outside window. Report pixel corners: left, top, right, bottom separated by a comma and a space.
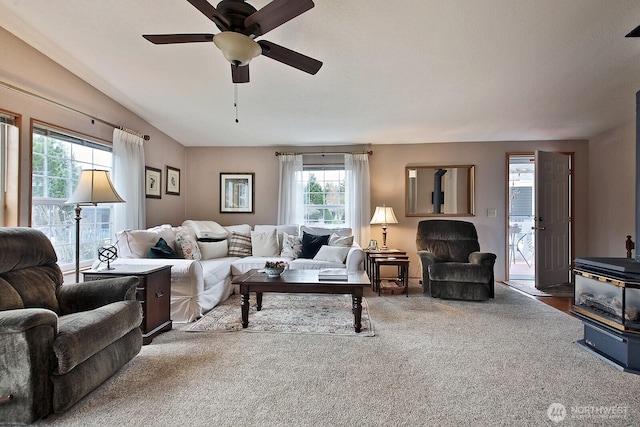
303, 169, 346, 225
31, 130, 113, 270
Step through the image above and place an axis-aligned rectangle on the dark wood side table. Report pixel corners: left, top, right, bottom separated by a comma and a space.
364, 249, 407, 286
83, 264, 172, 345
373, 257, 410, 297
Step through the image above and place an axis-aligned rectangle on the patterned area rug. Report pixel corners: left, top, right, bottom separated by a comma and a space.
503, 280, 574, 297
186, 293, 375, 336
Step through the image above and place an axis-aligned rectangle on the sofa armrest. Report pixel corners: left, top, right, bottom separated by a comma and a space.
57, 276, 139, 315
345, 244, 364, 271
0, 308, 58, 334
469, 252, 497, 267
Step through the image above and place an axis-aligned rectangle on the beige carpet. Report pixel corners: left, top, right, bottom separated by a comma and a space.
186, 293, 374, 336
503, 280, 575, 297
34, 281, 640, 426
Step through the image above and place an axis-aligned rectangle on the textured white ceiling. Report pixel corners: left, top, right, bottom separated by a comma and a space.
1, 0, 640, 147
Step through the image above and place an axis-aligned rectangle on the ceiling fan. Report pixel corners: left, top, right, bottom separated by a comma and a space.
626, 25, 640, 37
143, 0, 323, 83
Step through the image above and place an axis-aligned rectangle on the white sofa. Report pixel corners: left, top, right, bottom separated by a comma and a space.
111, 222, 364, 323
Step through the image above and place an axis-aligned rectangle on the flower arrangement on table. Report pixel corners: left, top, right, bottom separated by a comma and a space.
264, 261, 287, 277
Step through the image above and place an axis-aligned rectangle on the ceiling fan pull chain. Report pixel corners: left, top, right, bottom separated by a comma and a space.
234, 84, 239, 123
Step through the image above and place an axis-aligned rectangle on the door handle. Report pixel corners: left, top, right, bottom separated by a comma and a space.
533, 226, 545, 230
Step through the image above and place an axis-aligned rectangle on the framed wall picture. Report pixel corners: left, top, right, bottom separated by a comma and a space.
166, 166, 180, 196
145, 166, 161, 199
220, 172, 254, 213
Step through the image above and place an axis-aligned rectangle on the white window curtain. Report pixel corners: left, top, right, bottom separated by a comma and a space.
277, 154, 303, 225
345, 153, 371, 246
112, 129, 145, 234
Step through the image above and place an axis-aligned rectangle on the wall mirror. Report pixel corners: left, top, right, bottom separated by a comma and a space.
405, 165, 475, 216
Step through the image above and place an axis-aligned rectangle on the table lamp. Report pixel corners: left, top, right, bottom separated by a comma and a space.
66, 169, 125, 282
370, 204, 398, 250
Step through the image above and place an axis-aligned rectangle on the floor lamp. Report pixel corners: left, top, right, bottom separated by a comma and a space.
370, 204, 399, 250
66, 169, 124, 283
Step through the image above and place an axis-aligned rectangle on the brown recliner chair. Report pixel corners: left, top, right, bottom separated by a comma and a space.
416, 220, 497, 301
0, 227, 142, 425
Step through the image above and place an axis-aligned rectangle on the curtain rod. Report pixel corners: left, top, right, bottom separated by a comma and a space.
275, 150, 372, 157
0, 79, 150, 141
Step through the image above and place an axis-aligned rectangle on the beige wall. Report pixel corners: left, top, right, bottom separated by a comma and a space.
184, 140, 589, 281
6, 24, 635, 282
185, 146, 280, 225
371, 141, 590, 280
588, 120, 636, 257
184, 144, 368, 225
0, 27, 186, 227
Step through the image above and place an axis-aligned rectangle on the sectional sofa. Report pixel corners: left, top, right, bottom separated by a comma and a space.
110, 221, 364, 322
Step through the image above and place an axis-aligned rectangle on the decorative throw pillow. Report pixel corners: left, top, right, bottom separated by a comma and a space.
300, 231, 330, 259
251, 229, 280, 257
228, 232, 252, 257
148, 237, 180, 259
175, 231, 202, 261
329, 233, 354, 247
255, 224, 299, 249
313, 245, 350, 263
198, 240, 228, 259
280, 232, 302, 258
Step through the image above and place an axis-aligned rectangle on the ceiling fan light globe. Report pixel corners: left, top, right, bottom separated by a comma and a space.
213, 32, 261, 66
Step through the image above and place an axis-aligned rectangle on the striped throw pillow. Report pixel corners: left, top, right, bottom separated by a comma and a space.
228, 232, 252, 257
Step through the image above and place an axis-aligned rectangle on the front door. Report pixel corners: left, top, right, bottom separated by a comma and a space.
534, 150, 571, 289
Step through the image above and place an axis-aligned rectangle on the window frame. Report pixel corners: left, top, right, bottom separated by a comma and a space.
1, 111, 18, 227
30, 122, 114, 273
301, 165, 346, 226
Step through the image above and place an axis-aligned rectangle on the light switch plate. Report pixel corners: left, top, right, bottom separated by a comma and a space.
487, 208, 497, 218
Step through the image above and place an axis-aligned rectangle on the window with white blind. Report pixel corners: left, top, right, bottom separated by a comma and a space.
31, 125, 114, 271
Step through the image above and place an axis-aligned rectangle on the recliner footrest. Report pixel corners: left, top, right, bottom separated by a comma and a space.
428, 263, 492, 283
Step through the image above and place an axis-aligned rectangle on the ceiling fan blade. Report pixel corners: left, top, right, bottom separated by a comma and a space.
258, 40, 322, 75
143, 34, 215, 44
626, 25, 640, 37
186, 0, 230, 30
232, 64, 250, 83
244, 0, 314, 37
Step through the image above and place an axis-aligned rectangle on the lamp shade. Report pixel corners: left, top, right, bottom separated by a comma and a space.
213, 32, 261, 66
370, 205, 398, 225
66, 169, 125, 205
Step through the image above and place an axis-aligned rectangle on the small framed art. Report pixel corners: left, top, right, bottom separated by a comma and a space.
220, 172, 254, 213
166, 166, 180, 196
145, 166, 161, 199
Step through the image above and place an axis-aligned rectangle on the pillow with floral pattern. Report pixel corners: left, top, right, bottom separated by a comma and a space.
175, 231, 202, 261
280, 232, 302, 258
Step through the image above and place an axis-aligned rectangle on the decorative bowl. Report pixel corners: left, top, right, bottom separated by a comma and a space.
264, 267, 285, 277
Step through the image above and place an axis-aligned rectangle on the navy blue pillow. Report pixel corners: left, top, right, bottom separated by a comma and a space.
148, 237, 179, 259
300, 231, 330, 259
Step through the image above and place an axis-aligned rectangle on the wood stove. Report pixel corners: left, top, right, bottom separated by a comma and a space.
568, 90, 640, 373
572, 257, 640, 374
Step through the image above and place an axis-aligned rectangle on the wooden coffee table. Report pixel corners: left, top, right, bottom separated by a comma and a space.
232, 269, 370, 333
